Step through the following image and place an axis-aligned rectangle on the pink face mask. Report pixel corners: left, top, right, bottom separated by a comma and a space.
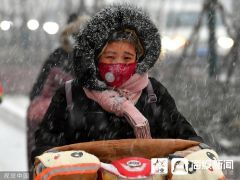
98, 62, 136, 87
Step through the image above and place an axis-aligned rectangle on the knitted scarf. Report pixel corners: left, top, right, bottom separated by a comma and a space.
83, 73, 152, 138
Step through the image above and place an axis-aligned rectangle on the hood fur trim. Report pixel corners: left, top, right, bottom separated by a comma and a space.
74, 4, 161, 90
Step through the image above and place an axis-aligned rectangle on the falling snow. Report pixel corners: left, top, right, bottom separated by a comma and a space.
0, 0, 239, 178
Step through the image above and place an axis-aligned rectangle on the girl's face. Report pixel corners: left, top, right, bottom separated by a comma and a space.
99, 41, 136, 64
98, 41, 137, 87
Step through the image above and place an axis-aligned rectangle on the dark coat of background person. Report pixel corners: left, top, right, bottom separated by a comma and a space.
32, 5, 203, 162
29, 49, 72, 101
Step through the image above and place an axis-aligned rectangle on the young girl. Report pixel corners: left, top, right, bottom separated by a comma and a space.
32, 5, 204, 160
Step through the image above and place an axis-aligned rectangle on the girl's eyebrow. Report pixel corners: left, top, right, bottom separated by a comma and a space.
124, 51, 134, 57
103, 51, 117, 55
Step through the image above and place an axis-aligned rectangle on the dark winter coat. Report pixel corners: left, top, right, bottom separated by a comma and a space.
32, 77, 203, 159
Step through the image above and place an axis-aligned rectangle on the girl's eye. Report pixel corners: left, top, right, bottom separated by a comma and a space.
106, 56, 115, 59
124, 57, 131, 60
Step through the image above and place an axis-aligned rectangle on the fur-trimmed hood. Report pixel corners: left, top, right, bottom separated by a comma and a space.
74, 4, 161, 90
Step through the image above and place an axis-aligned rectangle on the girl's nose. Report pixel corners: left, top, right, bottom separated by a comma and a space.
114, 58, 125, 64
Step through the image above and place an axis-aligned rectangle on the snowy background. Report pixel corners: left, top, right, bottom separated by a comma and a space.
0, 96, 28, 171
0, 0, 239, 178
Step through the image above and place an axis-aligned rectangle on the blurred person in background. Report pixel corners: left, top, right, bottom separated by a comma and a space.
0, 81, 3, 104
26, 13, 89, 170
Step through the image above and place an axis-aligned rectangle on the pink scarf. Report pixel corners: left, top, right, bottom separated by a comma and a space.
83, 73, 152, 139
